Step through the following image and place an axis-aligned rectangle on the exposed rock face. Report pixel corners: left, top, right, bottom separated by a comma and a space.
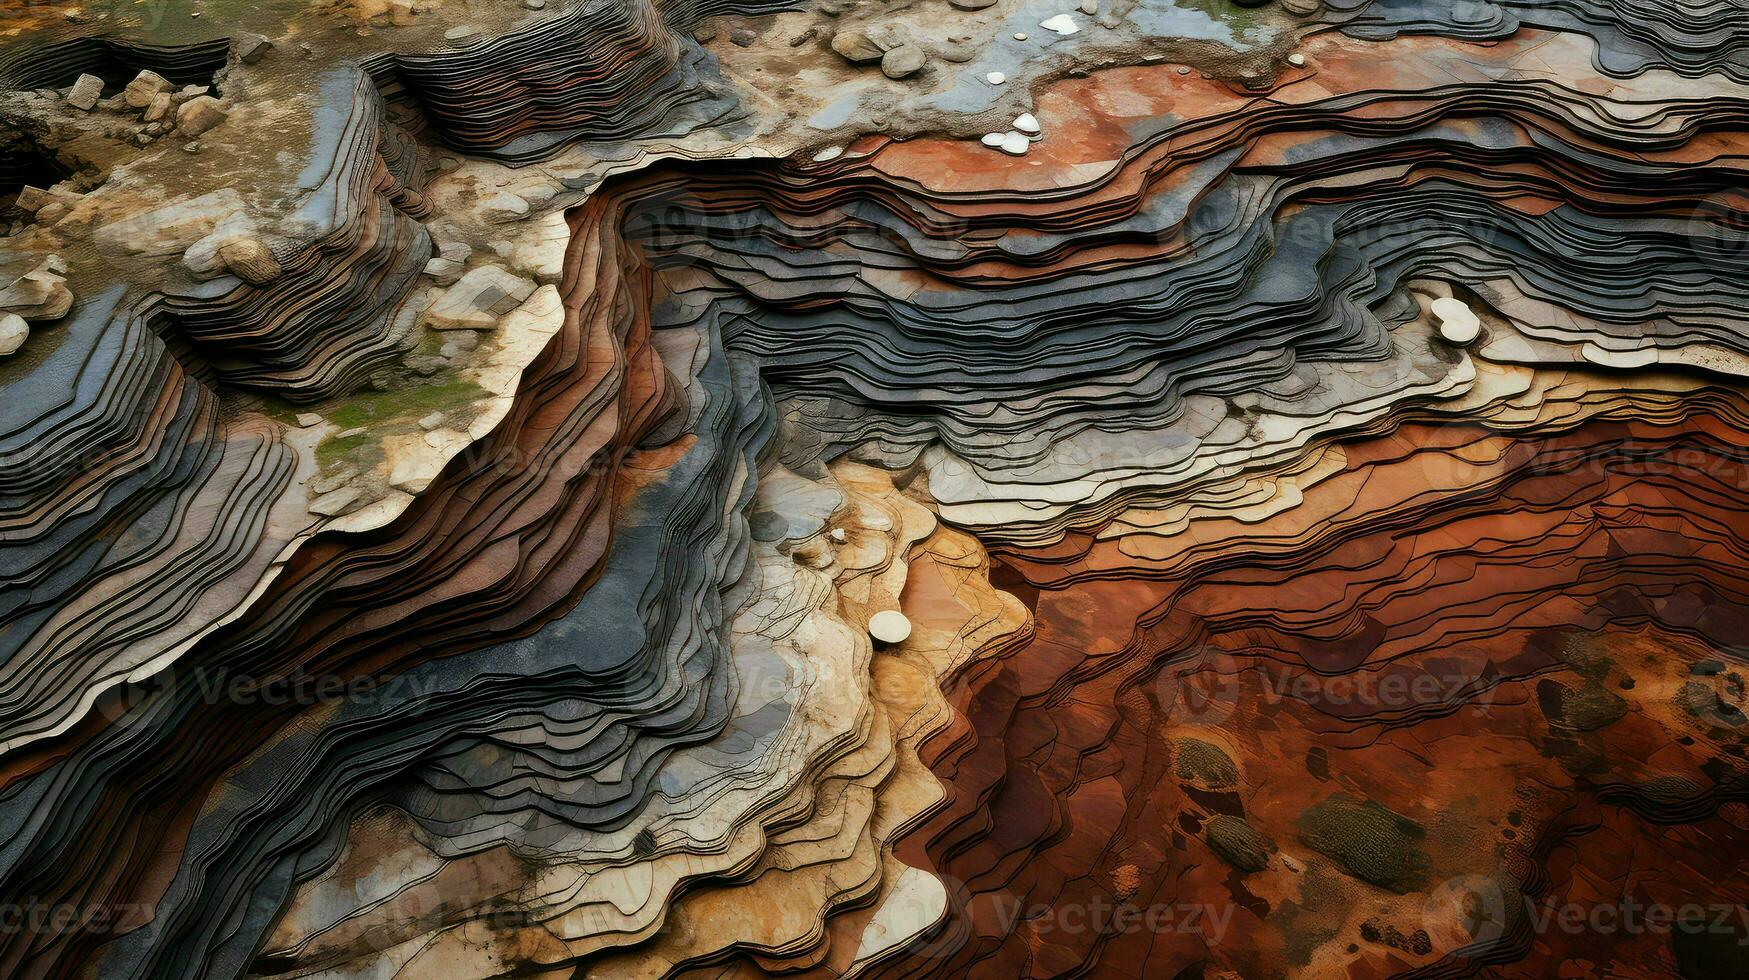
1, 2, 1749, 979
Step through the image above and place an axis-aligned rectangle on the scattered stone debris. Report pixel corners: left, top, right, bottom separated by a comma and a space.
418, 412, 447, 431
295, 413, 324, 427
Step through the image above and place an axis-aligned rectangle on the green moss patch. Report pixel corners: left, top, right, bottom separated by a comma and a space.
1173, 737, 1240, 790
1205, 814, 1274, 873
326, 380, 487, 432
1296, 794, 1431, 894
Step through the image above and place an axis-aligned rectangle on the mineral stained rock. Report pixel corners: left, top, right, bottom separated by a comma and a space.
2, 1, 1749, 979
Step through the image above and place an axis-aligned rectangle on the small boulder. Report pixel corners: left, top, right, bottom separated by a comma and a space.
13, 186, 56, 214
218, 237, 283, 285
294, 413, 323, 427
124, 70, 175, 108
423, 265, 537, 330
880, 45, 926, 79
0, 314, 27, 356
949, 0, 998, 8
423, 256, 466, 284
236, 33, 273, 64
66, 73, 103, 111
831, 31, 884, 64
175, 96, 228, 136
730, 28, 757, 46
144, 91, 172, 122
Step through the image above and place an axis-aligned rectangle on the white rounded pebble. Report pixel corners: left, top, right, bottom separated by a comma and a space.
985, 71, 1006, 84
999, 131, 1030, 156
1430, 297, 1482, 345
1012, 111, 1040, 135
869, 610, 913, 645
1040, 14, 1079, 35
812, 145, 844, 162
0, 313, 28, 357
1287, 52, 1306, 67
1014, 32, 1028, 40
982, 132, 1006, 147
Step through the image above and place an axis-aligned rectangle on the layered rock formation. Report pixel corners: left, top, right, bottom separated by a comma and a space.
2, 0, 1748, 978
